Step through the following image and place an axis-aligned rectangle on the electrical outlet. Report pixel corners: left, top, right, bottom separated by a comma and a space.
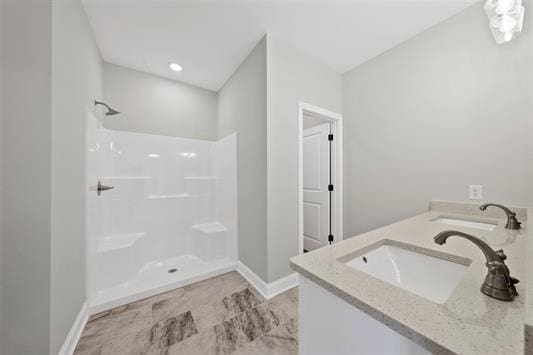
469, 185, 483, 200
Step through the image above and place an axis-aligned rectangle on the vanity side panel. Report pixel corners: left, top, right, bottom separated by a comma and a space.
299, 275, 430, 355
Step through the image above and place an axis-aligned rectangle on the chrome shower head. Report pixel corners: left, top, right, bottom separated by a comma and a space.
95, 100, 120, 116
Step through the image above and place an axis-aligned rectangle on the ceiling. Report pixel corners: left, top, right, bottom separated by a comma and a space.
83, 0, 478, 92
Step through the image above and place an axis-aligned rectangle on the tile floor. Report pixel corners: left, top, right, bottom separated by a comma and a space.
74, 272, 298, 354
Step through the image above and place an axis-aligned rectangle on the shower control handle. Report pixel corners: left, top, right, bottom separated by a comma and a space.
97, 181, 114, 196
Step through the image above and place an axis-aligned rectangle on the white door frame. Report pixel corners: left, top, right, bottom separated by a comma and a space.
298, 102, 343, 254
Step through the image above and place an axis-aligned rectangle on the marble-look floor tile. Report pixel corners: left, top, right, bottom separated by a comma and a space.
168, 317, 249, 355
79, 311, 200, 355
149, 311, 198, 349
192, 287, 262, 332
75, 301, 153, 354
266, 287, 298, 326
75, 326, 153, 355
76, 272, 299, 355
152, 296, 190, 325
223, 288, 262, 313
73, 340, 102, 355
98, 328, 153, 355
152, 272, 249, 324
237, 303, 281, 342
234, 318, 298, 355
86, 300, 152, 335
169, 300, 284, 354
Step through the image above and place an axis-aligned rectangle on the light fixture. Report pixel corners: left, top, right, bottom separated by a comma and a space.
169, 62, 183, 72
485, 0, 525, 44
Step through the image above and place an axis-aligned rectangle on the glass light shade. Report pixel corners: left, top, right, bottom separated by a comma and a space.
498, 0, 515, 13
485, 0, 525, 44
499, 15, 517, 32
485, 0, 522, 19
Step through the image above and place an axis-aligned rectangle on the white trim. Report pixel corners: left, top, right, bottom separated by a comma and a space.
267, 272, 299, 298
298, 102, 344, 254
236, 261, 298, 299
236, 261, 269, 298
58, 302, 89, 355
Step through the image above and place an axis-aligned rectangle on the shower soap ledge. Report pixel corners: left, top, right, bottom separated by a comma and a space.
191, 222, 228, 234
147, 193, 190, 199
184, 176, 219, 180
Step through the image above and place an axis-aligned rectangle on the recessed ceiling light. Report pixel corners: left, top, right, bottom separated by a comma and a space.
169, 63, 183, 72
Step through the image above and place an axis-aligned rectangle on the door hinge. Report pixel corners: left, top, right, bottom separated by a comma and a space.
328, 184, 334, 191
328, 134, 334, 141
328, 235, 334, 243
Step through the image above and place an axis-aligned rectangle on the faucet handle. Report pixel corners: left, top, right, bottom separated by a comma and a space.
486, 260, 505, 272
510, 276, 520, 285
495, 249, 507, 261
508, 215, 522, 230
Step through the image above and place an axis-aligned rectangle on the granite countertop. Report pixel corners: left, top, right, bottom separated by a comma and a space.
290, 201, 530, 355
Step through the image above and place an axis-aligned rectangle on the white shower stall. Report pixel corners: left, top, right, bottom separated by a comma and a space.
86, 113, 237, 311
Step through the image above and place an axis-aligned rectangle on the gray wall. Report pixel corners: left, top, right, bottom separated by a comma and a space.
342, 1, 533, 238
267, 38, 342, 282
50, 1, 103, 353
103, 63, 218, 140
218, 37, 268, 281
1, 1, 53, 354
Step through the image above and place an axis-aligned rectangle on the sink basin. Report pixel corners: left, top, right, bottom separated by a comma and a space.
433, 216, 497, 231
343, 242, 469, 303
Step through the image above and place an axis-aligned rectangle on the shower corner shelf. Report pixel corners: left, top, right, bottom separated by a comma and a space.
191, 222, 227, 234
95, 232, 145, 253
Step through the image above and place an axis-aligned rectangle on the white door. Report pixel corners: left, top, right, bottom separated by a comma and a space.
303, 123, 330, 251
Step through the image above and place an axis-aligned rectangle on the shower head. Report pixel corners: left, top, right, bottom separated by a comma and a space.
95, 100, 120, 116
106, 107, 121, 116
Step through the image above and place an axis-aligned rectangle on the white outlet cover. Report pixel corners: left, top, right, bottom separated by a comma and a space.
469, 185, 483, 200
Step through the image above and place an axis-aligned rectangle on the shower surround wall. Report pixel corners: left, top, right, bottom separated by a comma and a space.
87, 115, 237, 311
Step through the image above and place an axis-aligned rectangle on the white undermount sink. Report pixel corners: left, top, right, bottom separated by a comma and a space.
343, 242, 469, 303
433, 216, 497, 231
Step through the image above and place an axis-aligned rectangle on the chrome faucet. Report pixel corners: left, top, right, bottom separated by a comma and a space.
479, 203, 521, 230
434, 230, 519, 302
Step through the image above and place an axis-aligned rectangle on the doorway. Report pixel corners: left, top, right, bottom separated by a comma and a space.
298, 102, 343, 254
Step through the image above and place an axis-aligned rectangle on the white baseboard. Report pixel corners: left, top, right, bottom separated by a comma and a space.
236, 261, 269, 298
267, 271, 299, 298
236, 261, 298, 299
58, 302, 89, 355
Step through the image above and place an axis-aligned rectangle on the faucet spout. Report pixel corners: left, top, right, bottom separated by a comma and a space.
434, 231, 501, 262
479, 203, 521, 230
434, 230, 519, 302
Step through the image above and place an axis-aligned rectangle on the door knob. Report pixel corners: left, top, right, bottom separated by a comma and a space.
97, 180, 114, 196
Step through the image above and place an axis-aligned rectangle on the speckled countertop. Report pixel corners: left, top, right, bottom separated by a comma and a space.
290, 201, 530, 355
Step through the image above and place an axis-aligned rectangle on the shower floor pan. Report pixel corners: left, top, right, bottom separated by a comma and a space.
89, 255, 235, 313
